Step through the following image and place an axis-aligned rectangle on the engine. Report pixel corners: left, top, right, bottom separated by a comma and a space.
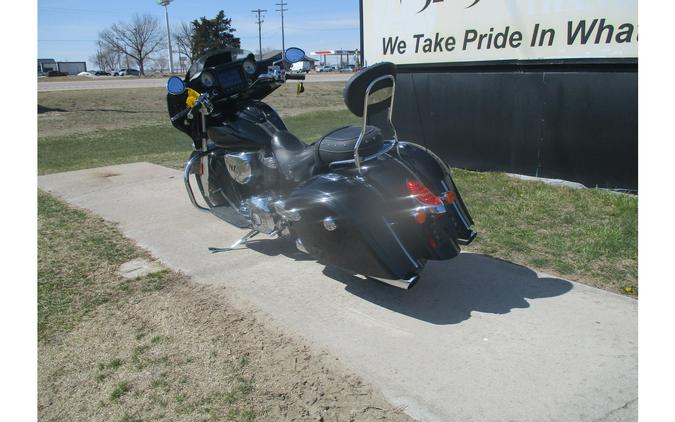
245, 196, 277, 234
212, 151, 283, 234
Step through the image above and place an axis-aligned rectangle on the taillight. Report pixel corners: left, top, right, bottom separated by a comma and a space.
406, 179, 442, 206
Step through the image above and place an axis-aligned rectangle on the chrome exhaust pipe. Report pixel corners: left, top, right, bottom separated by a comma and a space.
295, 238, 309, 254
369, 274, 419, 290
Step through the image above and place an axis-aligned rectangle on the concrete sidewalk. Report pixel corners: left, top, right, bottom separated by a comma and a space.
38, 163, 638, 422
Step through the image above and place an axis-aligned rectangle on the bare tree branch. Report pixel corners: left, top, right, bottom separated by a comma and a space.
98, 14, 166, 76
173, 22, 194, 64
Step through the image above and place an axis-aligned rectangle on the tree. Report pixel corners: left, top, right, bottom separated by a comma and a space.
99, 14, 166, 76
191, 10, 240, 59
89, 41, 123, 72
149, 55, 169, 73
173, 22, 194, 64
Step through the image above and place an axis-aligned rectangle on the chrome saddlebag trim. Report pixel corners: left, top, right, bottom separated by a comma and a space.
327, 140, 396, 169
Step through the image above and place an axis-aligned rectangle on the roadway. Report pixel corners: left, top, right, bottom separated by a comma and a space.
37, 73, 351, 92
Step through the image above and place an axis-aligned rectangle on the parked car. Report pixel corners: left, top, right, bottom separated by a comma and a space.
47, 70, 68, 77
316, 65, 335, 72
117, 68, 140, 76
77, 71, 93, 77
94, 70, 111, 76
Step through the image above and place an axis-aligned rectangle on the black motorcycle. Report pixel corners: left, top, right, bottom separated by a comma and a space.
165, 47, 476, 289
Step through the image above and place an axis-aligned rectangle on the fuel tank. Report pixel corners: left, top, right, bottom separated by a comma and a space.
207, 101, 287, 149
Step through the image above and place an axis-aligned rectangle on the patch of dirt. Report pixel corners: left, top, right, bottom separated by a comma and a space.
38, 275, 414, 421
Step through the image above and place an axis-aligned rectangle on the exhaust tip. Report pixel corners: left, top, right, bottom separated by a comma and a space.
369, 274, 419, 290
406, 274, 419, 289
295, 238, 309, 254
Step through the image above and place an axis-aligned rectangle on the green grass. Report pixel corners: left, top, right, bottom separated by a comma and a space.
38, 110, 359, 175
453, 169, 637, 294
37, 191, 173, 340
110, 381, 131, 401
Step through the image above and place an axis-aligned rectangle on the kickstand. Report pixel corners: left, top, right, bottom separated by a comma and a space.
208, 230, 260, 253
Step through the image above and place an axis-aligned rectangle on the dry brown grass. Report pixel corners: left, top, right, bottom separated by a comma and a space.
38, 191, 414, 421
37, 82, 348, 138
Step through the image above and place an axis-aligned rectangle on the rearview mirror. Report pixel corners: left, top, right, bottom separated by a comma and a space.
166, 76, 185, 95
285, 47, 305, 63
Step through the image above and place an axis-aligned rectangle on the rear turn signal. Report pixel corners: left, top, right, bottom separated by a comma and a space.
406, 179, 442, 206
415, 211, 427, 224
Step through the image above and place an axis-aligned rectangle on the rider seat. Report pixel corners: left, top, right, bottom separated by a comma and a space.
273, 62, 397, 181
315, 125, 383, 164
271, 131, 317, 182
271, 125, 384, 182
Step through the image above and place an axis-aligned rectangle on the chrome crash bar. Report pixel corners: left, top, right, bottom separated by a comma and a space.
184, 153, 210, 212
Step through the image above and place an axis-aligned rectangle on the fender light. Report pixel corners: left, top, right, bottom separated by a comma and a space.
414, 211, 427, 224
406, 179, 442, 206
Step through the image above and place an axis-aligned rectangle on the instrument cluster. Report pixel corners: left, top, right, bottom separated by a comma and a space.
199, 58, 258, 96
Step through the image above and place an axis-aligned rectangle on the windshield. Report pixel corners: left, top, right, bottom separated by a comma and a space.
187, 49, 254, 80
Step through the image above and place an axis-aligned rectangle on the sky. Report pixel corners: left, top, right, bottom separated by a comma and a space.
38, 0, 361, 66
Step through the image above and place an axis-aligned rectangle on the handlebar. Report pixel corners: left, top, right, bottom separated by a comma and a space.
171, 106, 191, 122
171, 93, 211, 122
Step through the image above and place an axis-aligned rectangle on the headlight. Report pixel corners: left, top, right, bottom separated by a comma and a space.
200, 71, 216, 87
242, 59, 257, 76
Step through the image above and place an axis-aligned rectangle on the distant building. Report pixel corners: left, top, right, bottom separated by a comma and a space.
37, 59, 87, 76
56, 62, 87, 75
261, 50, 283, 62
261, 50, 317, 72
310, 50, 357, 67
37, 59, 57, 75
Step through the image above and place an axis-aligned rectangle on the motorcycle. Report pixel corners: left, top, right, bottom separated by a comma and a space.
165, 47, 476, 289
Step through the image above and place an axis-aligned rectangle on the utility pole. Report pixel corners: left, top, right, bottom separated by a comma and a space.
157, 0, 175, 74
251, 8, 267, 61
275, 0, 288, 60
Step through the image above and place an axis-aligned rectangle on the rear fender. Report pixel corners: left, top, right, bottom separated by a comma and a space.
284, 173, 422, 280
395, 142, 476, 245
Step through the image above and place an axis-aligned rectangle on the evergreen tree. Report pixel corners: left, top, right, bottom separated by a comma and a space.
191, 11, 240, 59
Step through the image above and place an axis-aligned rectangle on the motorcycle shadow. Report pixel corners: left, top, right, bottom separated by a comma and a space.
323, 253, 574, 325
244, 237, 315, 261
246, 237, 573, 325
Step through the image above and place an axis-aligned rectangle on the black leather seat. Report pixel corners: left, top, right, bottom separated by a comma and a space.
271, 126, 384, 182
271, 131, 317, 182
315, 125, 383, 164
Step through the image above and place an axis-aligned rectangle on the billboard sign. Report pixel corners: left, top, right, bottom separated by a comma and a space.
361, 0, 638, 66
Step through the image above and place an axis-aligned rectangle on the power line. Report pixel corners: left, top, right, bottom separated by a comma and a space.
38, 6, 127, 14
275, 0, 288, 59
286, 25, 358, 32
251, 8, 268, 61
38, 39, 98, 42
